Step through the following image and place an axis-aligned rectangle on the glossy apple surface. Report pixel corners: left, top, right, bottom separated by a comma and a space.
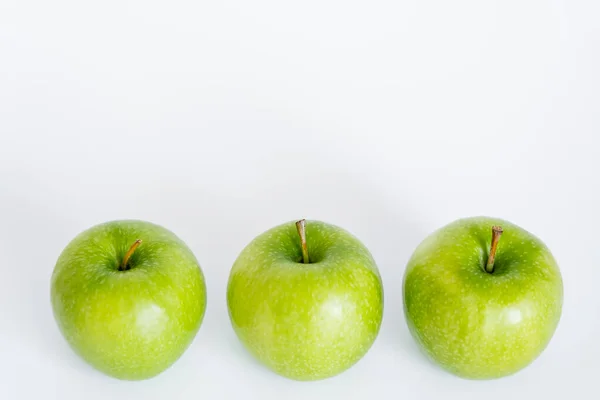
227, 220, 383, 381
51, 220, 207, 380
403, 216, 563, 379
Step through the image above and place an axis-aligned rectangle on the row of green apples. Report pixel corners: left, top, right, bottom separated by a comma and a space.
50, 216, 563, 381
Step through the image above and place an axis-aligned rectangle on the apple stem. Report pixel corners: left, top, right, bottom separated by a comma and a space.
485, 226, 503, 273
120, 239, 142, 271
295, 219, 310, 264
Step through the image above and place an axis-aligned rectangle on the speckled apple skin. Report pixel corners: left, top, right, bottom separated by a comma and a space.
403, 216, 563, 380
227, 220, 384, 381
50, 220, 207, 380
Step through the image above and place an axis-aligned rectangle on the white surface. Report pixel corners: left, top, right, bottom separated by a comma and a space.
0, 1, 598, 399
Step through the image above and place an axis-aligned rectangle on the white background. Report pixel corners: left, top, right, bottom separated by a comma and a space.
1, 1, 598, 399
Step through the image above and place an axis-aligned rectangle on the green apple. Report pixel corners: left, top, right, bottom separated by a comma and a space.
403, 216, 563, 379
227, 219, 384, 381
50, 220, 207, 380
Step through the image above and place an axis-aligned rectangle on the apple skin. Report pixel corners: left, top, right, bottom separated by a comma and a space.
50, 220, 207, 380
403, 216, 563, 379
227, 220, 384, 381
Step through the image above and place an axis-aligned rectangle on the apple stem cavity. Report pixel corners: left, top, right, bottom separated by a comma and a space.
485, 226, 503, 274
295, 219, 310, 264
120, 239, 142, 271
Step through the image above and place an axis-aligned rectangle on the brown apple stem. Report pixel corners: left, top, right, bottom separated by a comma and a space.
295, 219, 310, 264
485, 226, 503, 273
120, 239, 142, 271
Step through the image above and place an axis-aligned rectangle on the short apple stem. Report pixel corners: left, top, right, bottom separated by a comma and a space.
485, 226, 503, 273
120, 239, 142, 271
295, 219, 310, 264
